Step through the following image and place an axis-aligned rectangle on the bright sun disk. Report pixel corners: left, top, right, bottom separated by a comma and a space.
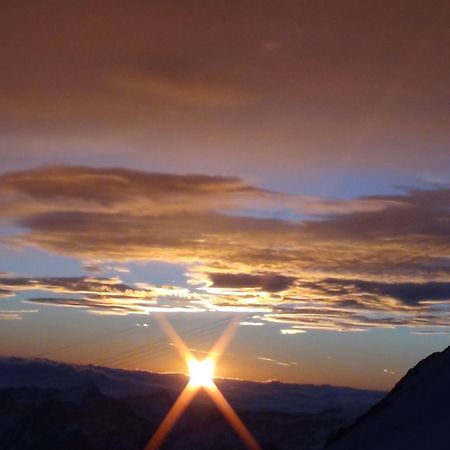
188, 358, 215, 388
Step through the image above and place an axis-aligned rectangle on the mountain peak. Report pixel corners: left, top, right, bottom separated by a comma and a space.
326, 345, 450, 450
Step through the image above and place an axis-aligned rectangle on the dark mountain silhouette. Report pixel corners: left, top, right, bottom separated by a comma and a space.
0, 357, 382, 450
326, 345, 450, 450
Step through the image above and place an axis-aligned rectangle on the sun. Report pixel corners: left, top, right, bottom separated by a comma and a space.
188, 357, 215, 388
146, 316, 261, 450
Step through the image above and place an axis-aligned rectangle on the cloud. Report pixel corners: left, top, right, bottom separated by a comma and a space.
0, 166, 449, 331
109, 72, 258, 107
0, 165, 396, 220
0, 165, 267, 218
312, 279, 450, 306
239, 321, 264, 327
280, 329, 307, 335
82, 263, 103, 274
1, 0, 449, 175
106, 266, 130, 273
410, 330, 450, 335
303, 188, 450, 241
82, 263, 130, 274
0, 289, 13, 298
207, 273, 296, 293
0, 275, 203, 315
255, 356, 295, 366
0, 275, 154, 299
0, 309, 37, 320
24, 297, 157, 315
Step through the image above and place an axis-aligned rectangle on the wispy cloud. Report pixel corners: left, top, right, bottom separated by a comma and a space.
239, 321, 265, 327
256, 356, 297, 366
409, 329, 450, 335
0, 275, 202, 315
109, 72, 258, 108
280, 329, 307, 335
0, 309, 37, 320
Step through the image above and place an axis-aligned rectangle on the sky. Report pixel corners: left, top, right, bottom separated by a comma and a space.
0, 0, 449, 391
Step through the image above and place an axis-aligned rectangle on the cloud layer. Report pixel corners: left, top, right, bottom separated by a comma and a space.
1, 166, 449, 331
1, 1, 449, 174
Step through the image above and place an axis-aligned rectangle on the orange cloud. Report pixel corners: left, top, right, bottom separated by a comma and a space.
0, 167, 449, 332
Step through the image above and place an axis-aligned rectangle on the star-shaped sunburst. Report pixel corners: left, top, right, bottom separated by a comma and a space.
144, 315, 261, 450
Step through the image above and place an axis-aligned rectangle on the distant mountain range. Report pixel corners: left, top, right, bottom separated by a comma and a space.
327, 345, 450, 450
0, 357, 382, 450
4, 348, 450, 450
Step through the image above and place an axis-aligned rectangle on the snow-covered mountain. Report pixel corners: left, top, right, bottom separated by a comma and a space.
326, 345, 450, 450
0, 357, 382, 450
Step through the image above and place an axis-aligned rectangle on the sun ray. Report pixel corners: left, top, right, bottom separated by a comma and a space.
205, 383, 261, 450
154, 313, 194, 361
207, 316, 240, 364
145, 315, 260, 450
145, 384, 199, 450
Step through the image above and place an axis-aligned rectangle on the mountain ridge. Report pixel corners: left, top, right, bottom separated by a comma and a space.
326, 345, 450, 450
0, 356, 383, 450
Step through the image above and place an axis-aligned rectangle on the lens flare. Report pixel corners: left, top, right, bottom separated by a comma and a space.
145, 315, 261, 450
188, 357, 215, 388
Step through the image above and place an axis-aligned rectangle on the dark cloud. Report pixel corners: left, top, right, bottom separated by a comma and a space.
25, 297, 148, 315
0, 165, 264, 218
1, 166, 450, 331
0, 165, 395, 219
304, 188, 450, 240
317, 279, 450, 306
208, 273, 296, 292
0, 276, 152, 298
0, 289, 12, 298
296, 278, 450, 308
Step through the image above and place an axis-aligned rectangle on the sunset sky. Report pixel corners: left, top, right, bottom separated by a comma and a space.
0, 0, 449, 391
